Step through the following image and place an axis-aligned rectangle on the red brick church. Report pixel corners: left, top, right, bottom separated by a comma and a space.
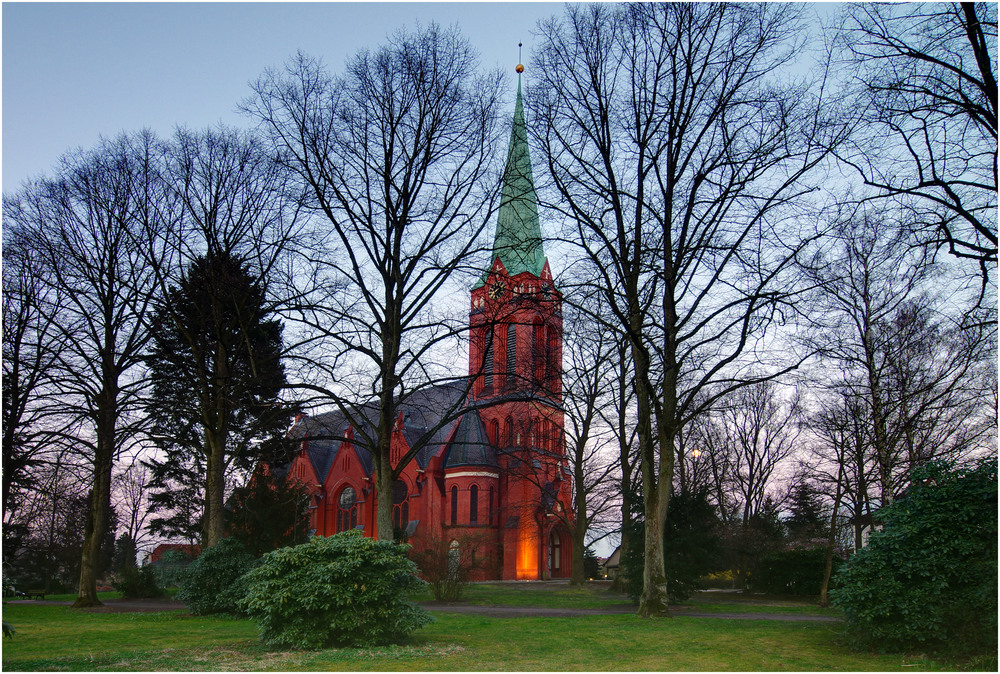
284, 69, 574, 580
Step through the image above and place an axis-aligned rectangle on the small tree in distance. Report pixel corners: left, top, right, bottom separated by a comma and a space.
411, 531, 490, 601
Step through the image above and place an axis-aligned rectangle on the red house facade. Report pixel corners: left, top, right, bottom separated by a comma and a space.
285, 70, 574, 580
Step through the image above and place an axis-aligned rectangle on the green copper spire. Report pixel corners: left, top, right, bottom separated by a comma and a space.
475, 71, 546, 288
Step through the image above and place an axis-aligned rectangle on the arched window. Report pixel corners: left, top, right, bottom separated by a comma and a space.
451, 485, 459, 525
506, 323, 517, 388
490, 420, 500, 447
504, 417, 514, 447
336, 485, 358, 533
470, 484, 479, 525
392, 479, 409, 532
549, 531, 562, 572
488, 485, 495, 526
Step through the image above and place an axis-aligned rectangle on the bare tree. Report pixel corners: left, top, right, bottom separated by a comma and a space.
534, 291, 621, 584
112, 460, 154, 559
243, 24, 503, 540
1, 232, 65, 525
802, 209, 992, 506
145, 125, 303, 548
531, 2, 843, 615
3, 131, 169, 607
836, 2, 997, 296
804, 389, 869, 606
722, 380, 801, 527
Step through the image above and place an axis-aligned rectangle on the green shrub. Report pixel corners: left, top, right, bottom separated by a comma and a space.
411, 531, 489, 601
239, 531, 432, 650
111, 565, 165, 598
176, 538, 259, 615
624, 489, 723, 603
831, 458, 997, 655
749, 547, 841, 595
152, 548, 197, 588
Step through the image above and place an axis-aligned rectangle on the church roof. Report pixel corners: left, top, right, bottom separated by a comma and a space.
474, 74, 546, 288
293, 383, 475, 479
441, 409, 498, 468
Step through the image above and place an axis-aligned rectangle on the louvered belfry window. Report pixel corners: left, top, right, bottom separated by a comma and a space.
483, 333, 494, 389
506, 323, 517, 387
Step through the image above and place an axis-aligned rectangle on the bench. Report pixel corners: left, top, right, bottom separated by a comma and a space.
22, 589, 45, 600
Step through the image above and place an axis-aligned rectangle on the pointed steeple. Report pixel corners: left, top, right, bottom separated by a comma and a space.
475, 64, 546, 288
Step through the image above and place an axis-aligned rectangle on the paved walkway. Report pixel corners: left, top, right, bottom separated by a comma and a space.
11, 598, 841, 622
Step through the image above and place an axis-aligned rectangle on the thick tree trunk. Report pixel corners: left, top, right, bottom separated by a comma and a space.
73, 444, 113, 607
633, 343, 669, 617
73, 388, 117, 608
570, 479, 587, 585
204, 434, 227, 547
375, 447, 394, 541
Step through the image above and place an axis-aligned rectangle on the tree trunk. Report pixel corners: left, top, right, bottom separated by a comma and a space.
204, 434, 227, 547
570, 480, 587, 585
73, 452, 112, 607
634, 342, 669, 617
73, 389, 117, 608
819, 476, 845, 607
375, 419, 395, 541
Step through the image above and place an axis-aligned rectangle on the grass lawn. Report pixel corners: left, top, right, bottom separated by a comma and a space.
1, 584, 991, 671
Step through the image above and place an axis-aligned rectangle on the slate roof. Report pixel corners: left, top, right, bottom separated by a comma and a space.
294, 383, 479, 479
441, 409, 498, 468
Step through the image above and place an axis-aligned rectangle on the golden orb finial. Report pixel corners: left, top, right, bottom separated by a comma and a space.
516, 63, 524, 74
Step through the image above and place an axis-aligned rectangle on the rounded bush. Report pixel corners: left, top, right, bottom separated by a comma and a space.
112, 565, 165, 599
176, 538, 259, 615
238, 530, 432, 650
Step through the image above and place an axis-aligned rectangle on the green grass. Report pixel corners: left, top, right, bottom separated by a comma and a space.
2, 585, 991, 671
421, 581, 633, 610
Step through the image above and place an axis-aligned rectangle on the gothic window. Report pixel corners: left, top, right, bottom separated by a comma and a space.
488, 485, 495, 526
506, 323, 517, 388
490, 419, 500, 447
504, 417, 514, 447
470, 484, 479, 525
451, 485, 459, 525
392, 479, 409, 532
336, 485, 358, 533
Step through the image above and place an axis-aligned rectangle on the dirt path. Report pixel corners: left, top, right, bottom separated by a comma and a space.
11, 598, 841, 622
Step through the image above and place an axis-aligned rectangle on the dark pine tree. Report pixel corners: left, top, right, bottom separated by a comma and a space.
785, 481, 828, 547
225, 470, 312, 557
145, 252, 296, 548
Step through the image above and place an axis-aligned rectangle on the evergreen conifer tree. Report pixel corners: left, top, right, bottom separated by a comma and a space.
145, 253, 295, 547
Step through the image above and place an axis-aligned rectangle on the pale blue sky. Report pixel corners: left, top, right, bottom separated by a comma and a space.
2, 1, 565, 193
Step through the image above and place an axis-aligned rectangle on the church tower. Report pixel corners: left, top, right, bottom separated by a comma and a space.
469, 64, 571, 580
